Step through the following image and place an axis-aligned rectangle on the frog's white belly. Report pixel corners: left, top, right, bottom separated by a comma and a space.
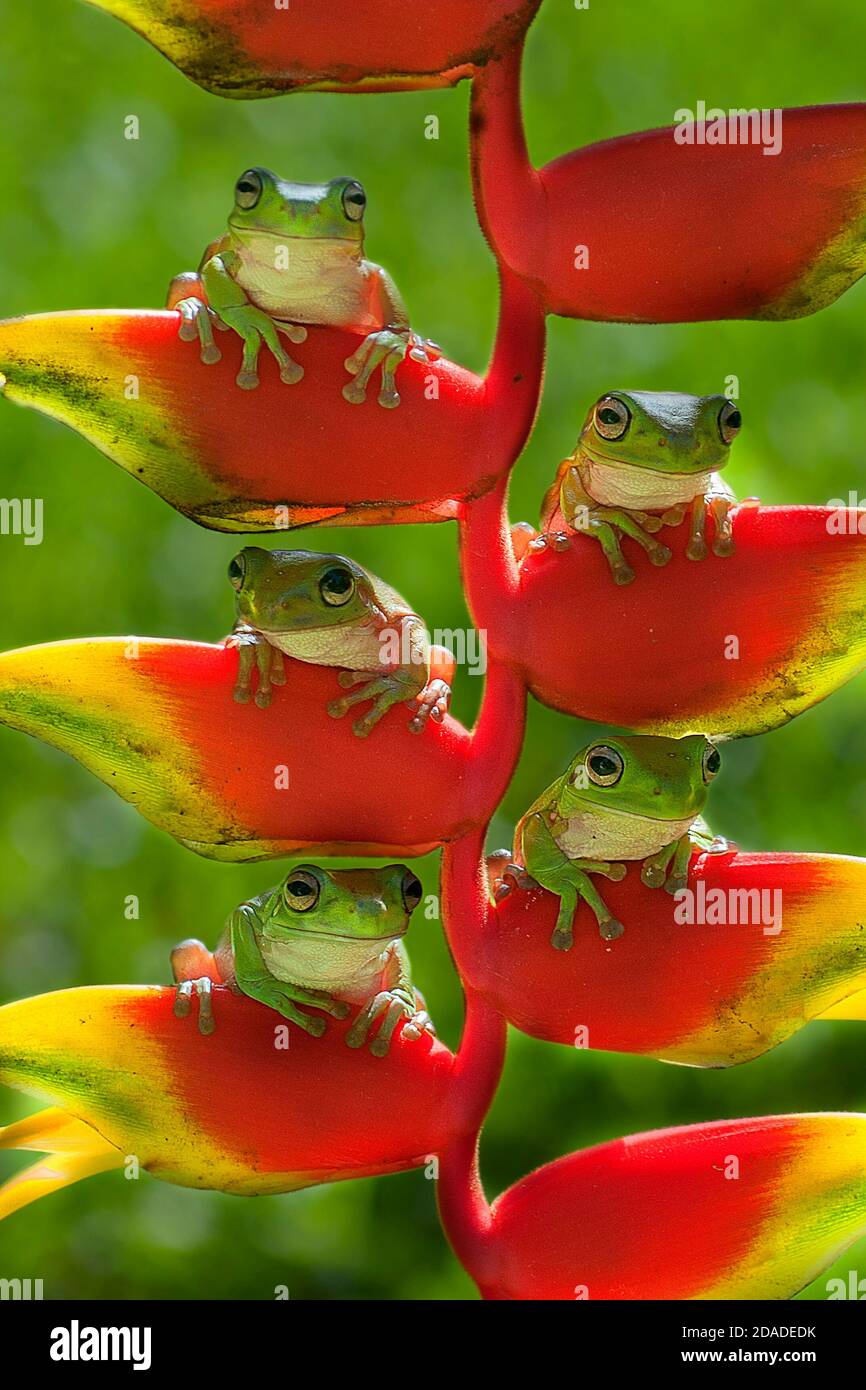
265, 623, 384, 672
579, 457, 712, 511
554, 804, 695, 862
260, 930, 393, 999
232, 237, 378, 330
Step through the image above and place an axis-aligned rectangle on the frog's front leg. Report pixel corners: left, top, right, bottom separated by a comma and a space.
343, 327, 412, 409
546, 861, 628, 950
229, 909, 330, 1037
225, 626, 285, 708
591, 507, 673, 572
327, 667, 418, 738
167, 272, 227, 366
686, 489, 733, 558
345, 946, 434, 1056
200, 253, 305, 390
171, 937, 221, 1035
407, 643, 455, 733
641, 834, 694, 895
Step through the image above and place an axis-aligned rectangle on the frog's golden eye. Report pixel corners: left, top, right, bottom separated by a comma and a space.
593, 396, 630, 441
718, 400, 742, 446
228, 554, 245, 590
235, 169, 263, 210
319, 565, 356, 607
401, 871, 423, 913
283, 870, 321, 912
341, 181, 366, 223
584, 744, 624, 787
702, 743, 721, 782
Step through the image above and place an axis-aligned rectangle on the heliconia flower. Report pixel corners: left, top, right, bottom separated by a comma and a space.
0, 271, 543, 532
0, 982, 485, 1220
437, 1103, 866, 1299
460, 480, 866, 737
80, 0, 542, 96
442, 831, 866, 1067
472, 44, 866, 321
0, 639, 525, 861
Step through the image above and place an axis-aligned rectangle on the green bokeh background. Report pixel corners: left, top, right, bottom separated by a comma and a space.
2, 0, 866, 1300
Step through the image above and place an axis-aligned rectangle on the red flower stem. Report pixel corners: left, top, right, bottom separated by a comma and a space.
439, 984, 507, 1281
470, 37, 543, 267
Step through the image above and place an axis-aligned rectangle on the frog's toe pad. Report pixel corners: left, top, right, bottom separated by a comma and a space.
641, 863, 667, 888
687, 538, 709, 561
279, 362, 304, 385
613, 564, 636, 585
306, 1016, 328, 1038
713, 536, 735, 557
254, 688, 273, 709
378, 388, 401, 410
342, 381, 367, 405
236, 370, 259, 390
551, 928, 574, 952
201, 344, 222, 365
665, 875, 688, 896
600, 918, 625, 942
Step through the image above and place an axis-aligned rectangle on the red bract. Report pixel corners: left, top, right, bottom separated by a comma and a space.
438, 1097, 866, 1299
0, 272, 544, 532
460, 481, 866, 736
81, 0, 542, 95
442, 831, 866, 1066
0, 639, 525, 860
472, 44, 866, 320
0, 983, 502, 1214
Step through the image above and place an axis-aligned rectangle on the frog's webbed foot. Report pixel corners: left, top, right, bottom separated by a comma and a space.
226, 629, 284, 708
345, 989, 434, 1057
342, 327, 413, 409
657, 503, 688, 529
528, 530, 572, 554
327, 668, 413, 738
643, 834, 694, 895
490, 858, 539, 902
407, 678, 451, 733
548, 860, 626, 951
510, 521, 539, 560
217, 304, 304, 390
174, 977, 216, 1036
574, 507, 670, 585
174, 295, 224, 366
709, 494, 736, 557
242, 982, 330, 1037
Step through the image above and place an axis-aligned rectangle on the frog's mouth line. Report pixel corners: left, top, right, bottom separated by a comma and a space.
229, 225, 361, 247
575, 445, 712, 476
576, 802, 703, 827
262, 927, 401, 944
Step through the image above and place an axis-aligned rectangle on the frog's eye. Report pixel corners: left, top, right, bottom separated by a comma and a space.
341, 181, 366, 222
235, 169, 263, 210
228, 554, 245, 590
283, 870, 321, 912
593, 396, 631, 441
718, 400, 742, 445
584, 744, 624, 787
702, 743, 722, 782
401, 871, 423, 913
319, 565, 356, 607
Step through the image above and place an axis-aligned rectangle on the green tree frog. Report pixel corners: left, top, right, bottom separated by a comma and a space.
166, 166, 439, 406
511, 391, 741, 584
496, 734, 723, 949
171, 863, 434, 1056
226, 546, 455, 738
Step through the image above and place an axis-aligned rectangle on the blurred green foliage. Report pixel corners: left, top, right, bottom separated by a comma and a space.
1, 0, 866, 1300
